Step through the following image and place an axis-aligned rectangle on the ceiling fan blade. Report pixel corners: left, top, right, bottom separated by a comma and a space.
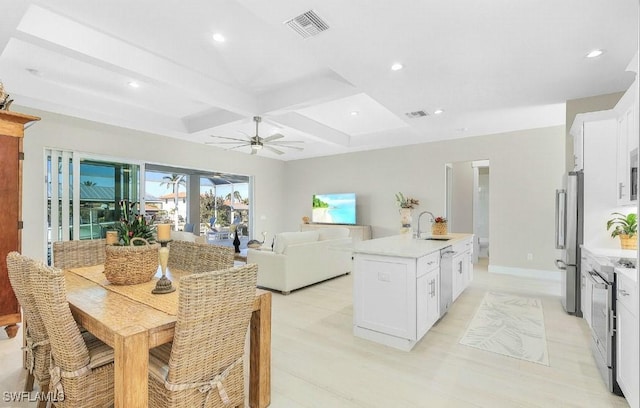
269, 144, 304, 151
210, 135, 248, 142
262, 133, 285, 142
205, 141, 249, 145
264, 145, 285, 155
268, 140, 304, 144
226, 144, 250, 151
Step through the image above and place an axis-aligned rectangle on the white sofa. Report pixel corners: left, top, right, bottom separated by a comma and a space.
247, 228, 353, 294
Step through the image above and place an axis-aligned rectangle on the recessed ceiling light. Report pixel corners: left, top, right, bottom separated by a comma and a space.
213, 33, 226, 43
350, 111, 359, 116
391, 63, 404, 71
457, 127, 468, 132
434, 109, 444, 115
586, 49, 604, 58
128, 81, 140, 88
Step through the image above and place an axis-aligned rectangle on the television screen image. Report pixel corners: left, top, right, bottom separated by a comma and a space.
312, 193, 356, 225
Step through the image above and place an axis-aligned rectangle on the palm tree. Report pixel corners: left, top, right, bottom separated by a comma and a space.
160, 174, 186, 228
225, 191, 243, 203
82, 180, 97, 186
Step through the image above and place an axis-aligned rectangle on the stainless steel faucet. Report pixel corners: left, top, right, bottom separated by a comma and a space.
416, 211, 435, 238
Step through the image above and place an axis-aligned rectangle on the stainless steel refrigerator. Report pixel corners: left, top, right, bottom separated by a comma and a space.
555, 171, 583, 316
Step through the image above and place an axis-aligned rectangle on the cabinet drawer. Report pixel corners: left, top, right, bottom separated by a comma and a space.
452, 239, 472, 255
617, 272, 637, 317
417, 252, 439, 277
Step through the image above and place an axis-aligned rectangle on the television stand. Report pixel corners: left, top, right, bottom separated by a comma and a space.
300, 224, 372, 242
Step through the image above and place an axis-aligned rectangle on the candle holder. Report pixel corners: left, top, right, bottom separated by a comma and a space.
152, 239, 175, 294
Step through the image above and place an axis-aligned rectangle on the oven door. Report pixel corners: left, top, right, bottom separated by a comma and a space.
589, 271, 611, 365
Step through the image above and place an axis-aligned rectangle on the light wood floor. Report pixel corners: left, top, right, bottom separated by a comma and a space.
0, 259, 630, 407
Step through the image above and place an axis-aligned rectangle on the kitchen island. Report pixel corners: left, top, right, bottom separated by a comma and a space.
352, 233, 474, 351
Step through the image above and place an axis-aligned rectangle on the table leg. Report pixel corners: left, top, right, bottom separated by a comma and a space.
114, 327, 149, 408
250, 292, 272, 408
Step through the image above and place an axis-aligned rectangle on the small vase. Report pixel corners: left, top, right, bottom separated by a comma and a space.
399, 208, 412, 235
432, 222, 448, 236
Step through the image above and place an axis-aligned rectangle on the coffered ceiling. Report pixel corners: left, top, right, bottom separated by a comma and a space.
1, 1, 637, 160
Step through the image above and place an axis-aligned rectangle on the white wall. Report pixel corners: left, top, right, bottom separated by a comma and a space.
284, 126, 566, 274
450, 161, 474, 233
19, 107, 286, 261
17, 106, 566, 274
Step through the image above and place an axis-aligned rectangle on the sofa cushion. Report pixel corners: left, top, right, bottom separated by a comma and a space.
317, 227, 350, 241
273, 230, 320, 254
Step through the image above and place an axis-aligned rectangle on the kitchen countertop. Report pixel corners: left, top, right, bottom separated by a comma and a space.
582, 245, 638, 281
351, 233, 473, 258
581, 245, 637, 260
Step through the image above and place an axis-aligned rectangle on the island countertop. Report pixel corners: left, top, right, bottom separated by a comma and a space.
351, 233, 473, 258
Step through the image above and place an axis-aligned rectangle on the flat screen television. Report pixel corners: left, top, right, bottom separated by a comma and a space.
312, 193, 356, 225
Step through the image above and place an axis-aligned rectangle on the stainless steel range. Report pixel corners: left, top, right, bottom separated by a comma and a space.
585, 255, 634, 395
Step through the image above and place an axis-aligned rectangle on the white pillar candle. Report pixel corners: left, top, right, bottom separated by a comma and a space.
157, 224, 171, 241
106, 230, 118, 245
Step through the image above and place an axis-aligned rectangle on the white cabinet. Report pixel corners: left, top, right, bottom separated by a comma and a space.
580, 257, 592, 328
354, 254, 416, 340
301, 223, 372, 242
573, 124, 584, 171
353, 251, 440, 351
416, 255, 439, 339
616, 272, 638, 408
451, 238, 473, 301
614, 78, 638, 205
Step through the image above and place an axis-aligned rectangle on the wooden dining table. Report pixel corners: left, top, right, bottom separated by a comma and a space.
64, 265, 271, 408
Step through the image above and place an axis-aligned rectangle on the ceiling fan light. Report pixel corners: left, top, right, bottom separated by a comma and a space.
252, 144, 263, 150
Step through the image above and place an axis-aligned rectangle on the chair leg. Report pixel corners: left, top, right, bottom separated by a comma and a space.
24, 371, 35, 392
37, 383, 49, 408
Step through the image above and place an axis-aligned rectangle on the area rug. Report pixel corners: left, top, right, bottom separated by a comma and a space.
459, 292, 549, 366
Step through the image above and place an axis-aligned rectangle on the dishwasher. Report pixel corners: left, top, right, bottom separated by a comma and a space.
439, 246, 455, 317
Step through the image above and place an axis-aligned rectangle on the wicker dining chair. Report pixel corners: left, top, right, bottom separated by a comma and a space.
195, 243, 234, 273
168, 241, 234, 274
148, 264, 258, 408
30, 261, 114, 408
52, 239, 106, 270
6, 252, 50, 408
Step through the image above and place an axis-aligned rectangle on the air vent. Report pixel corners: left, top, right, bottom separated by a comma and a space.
284, 10, 329, 38
405, 110, 429, 119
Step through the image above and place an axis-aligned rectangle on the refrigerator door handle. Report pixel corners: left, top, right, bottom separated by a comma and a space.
555, 259, 567, 270
555, 189, 566, 249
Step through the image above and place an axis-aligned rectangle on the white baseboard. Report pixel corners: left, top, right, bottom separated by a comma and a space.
488, 265, 561, 281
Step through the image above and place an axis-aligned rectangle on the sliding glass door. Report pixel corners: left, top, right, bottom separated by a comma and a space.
45, 149, 142, 263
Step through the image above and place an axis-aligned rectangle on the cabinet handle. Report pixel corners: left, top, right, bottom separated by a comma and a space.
618, 289, 629, 297
619, 182, 625, 199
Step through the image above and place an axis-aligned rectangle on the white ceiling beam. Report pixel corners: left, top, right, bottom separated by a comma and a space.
257, 70, 360, 115
271, 112, 351, 146
16, 5, 257, 116
183, 109, 245, 134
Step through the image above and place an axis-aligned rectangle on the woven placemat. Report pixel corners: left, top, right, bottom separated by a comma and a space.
68, 265, 185, 315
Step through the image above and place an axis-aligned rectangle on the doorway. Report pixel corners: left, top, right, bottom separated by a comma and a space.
445, 160, 490, 262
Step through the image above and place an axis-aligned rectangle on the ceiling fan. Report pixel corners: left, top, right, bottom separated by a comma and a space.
206, 116, 304, 155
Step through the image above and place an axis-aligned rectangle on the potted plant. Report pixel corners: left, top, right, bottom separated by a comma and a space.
606, 212, 637, 249
395, 193, 419, 234
104, 200, 160, 285
432, 216, 448, 235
